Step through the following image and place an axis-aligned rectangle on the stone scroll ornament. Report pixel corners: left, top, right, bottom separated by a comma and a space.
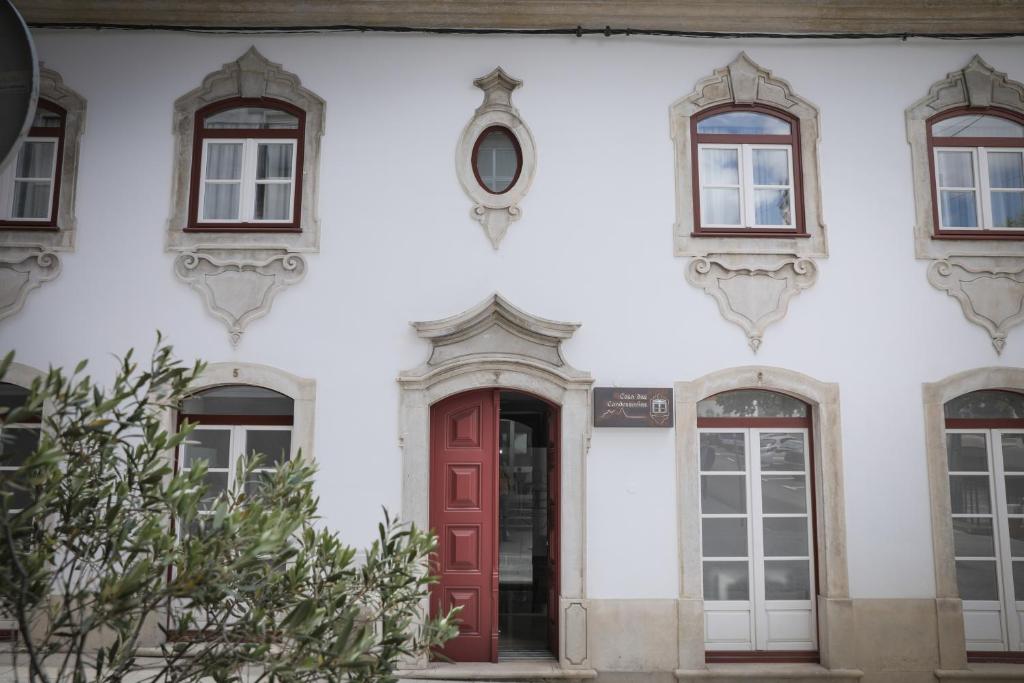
455, 68, 537, 249
928, 259, 1024, 354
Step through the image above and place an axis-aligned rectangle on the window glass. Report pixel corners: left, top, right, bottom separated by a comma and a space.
703, 561, 749, 600
698, 390, 808, 418
947, 433, 989, 471
700, 432, 745, 471
945, 390, 1024, 419
204, 107, 299, 129
697, 111, 791, 135
761, 475, 807, 514
702, 518, 748, 557
32, 108, 63, 128
764, 560, 810, 600
956, 560, 999, 600
180, 385, 293, 416
953, 518, 996, 557
949, 475, 992, 514
701, 475, 746, 514
474, 127, 520, 193
1, 382, 42, 513
0, 384, 30, 413
763, 518, 809, 557
245, 429, 291, 466
933, 114, 1024, 138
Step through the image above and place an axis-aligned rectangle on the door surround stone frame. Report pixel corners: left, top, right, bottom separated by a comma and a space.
398, 293, 593, 671
674, 366, 854, 673
923, 366, 1024, 670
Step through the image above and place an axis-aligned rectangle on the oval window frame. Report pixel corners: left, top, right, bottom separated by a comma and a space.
471, 125, 523, 195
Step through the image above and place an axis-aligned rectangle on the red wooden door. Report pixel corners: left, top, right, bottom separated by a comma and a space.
546, 406, 560, 658
429, 389, 499, 662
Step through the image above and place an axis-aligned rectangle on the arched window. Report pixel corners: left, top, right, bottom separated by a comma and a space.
0, 382, 42, 513
697, 389, 817, 659
928, 108, 1024, 235
186, 99, 304, 231
0, 101, 66, 226
943, 389, 1024, 655
177, 385, 294, 513
692, 106, 803, 235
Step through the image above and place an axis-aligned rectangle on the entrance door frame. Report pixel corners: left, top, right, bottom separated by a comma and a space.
399, 294, 593, 670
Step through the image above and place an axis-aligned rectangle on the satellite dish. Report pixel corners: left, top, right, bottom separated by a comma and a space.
0, 0, 38, 174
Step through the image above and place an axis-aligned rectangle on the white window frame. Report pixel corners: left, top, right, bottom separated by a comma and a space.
0, 136, 60, 223
699, 426, 816, 652
935, 147, 1024, 231
698, 143, 796, 230
948, 427, 1024, 652
196, 138, 297, 225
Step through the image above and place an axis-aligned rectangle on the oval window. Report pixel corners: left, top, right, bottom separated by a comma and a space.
473, 126, 522, 194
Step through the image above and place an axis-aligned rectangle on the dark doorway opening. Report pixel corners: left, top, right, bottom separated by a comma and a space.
497, 391, 553, 660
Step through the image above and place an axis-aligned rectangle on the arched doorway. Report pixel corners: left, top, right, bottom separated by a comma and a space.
429, 389, 560, 662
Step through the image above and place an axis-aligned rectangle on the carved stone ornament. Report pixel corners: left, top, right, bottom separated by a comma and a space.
455, 68, 537, 249
0, 67, 85, 323
907, 57, 1024, 352
670, 54, 826, 351
686, 256, 818, 352
166, 48, 324, 346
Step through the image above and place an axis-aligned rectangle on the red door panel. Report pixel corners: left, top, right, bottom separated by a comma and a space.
430, 390, 499, 662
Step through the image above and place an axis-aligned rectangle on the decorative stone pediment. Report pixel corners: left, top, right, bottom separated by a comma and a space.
455, 68, 537, 249
406, 293, 587, 379
166, 48, 324, 346
686, 256, 817, 352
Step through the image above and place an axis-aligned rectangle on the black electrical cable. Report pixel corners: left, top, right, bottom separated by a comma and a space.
25, 22, 1024, 40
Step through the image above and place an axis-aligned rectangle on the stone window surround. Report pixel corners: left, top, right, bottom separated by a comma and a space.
671, 54, 827, 353
168, 362, 316, 464
166, 47, 325, 347
923, 366, 1024, 671
0, 67, 86, 323
908, 57, 1024, 355
397, 294, 594, 672
675, 366, 855, 673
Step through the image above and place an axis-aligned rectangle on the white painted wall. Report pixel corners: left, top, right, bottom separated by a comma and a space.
6, 29, 1024, 602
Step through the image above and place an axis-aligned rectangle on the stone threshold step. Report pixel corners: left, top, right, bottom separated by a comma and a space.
676, 664, 863, 682
397, 662, 597, 681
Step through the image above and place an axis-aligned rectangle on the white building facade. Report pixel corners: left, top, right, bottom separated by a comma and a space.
3, 3, 1024, 681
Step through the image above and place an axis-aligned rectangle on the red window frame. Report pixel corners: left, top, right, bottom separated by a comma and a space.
697, 390, 820, 664
928, 106, 1024, 240
690, 103, 807, 238
471, 125, 523, 195
186, 97, 305, 233
0, 99, 66, 230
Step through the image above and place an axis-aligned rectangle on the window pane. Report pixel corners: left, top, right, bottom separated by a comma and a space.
1006, 475, 1024, 515
204, 107, 298, 129
183, 429, 230, 469
989, 152, 1024, 189
761, 475, 807, 514
752, 149, 789, 185
16, 141, 55, 178
0, 472, 33, 511
0, 383, 30, 413
956, 560, 999, 600
181, 386, 293, 416
953, 517, 996, 557
244, 470, 275, 498
700, 432, 745, 472
939, 190, 978, 228
701, 475, 746, 514
1003, 433, 1024, 472
697, 111, 791, 135
474, 128, 519, 193
763, 518, 809, 557
1015, 561, 1024, 601
946, 391, 1024, 419
991, 191, 1024, 228
947, 433, 988, 472
12, 181, 51, 219
254, 183, 291, 221
0, 427, 40, 466
703, 561, 749, 600
948, 475, 991, 514
698, 390, 808, 419
198, 471, 228, 509
702, 518, 748, 557
754, 189, 791, 226
245, 429, 290, 467
764, 560, 810, 600
933, 114, 1024, 138
256, 143, 293, 179
700, 148, 739, 185
31, 108, 62, 128
937, 151, 975, 188
1009, 519, 1024, 558
205, 143, 243, 180
760, 433, 805, 472
202, 183, 240, 220
702, 188, 740, 225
